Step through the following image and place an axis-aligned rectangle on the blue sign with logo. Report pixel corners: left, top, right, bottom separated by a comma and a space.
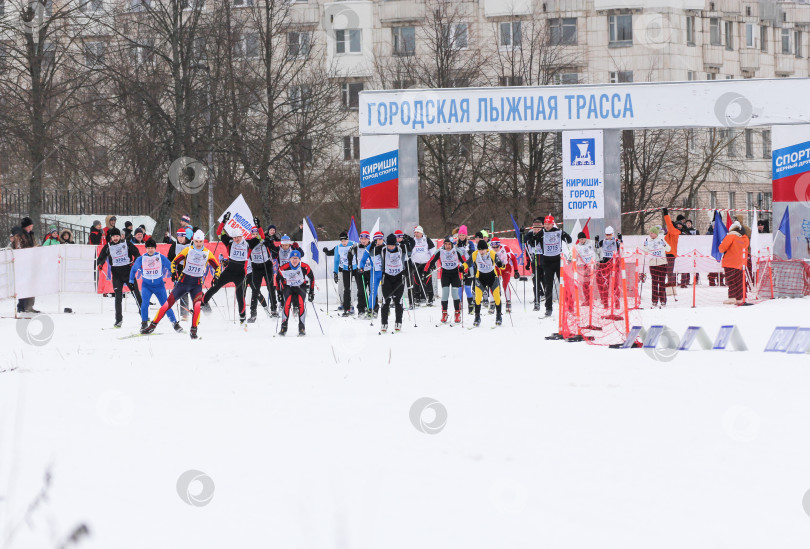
570, 138, 595, 167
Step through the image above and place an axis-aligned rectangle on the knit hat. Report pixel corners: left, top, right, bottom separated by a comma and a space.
578, 232, 587, 239
373, 231, 384, 240
475, 231, 484, 239
386, 234, 397, 245
125, 221, 133, 228
177, 228, 187, 237
490, 237, 501, 247
181, 215, 191, 224
414, 225, 424, 234
280, 234, 291, 243
649, 226, 660, 236
481, 230, 489, 238
267, 224, 276, 231
289, 249, 302, 259
21, 217, 33, 228
444, 236, 454, 247
93, 220, 101, 227
394, 229, 404, 236
108, 227, 121, 237
48, 225, 58, 233
193, 229, 205, 241
360, 231, 370, 239
605, 226, 614, 235
458, 225, 468, 236
226, 225, 242, 237
145, 238, 157, 248
532, 217, 543, 227
134, 227, 144, 235
477, 239, 488, 250
339, 230, 348, 239
544, 215, 555, 224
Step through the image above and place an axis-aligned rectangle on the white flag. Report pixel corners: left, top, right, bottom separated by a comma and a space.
370, 217, 380, 238
302, 217, 320, 265
218, 194, 254, 238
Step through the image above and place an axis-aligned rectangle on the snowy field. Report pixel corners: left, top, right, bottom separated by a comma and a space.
2, 291, 810, 549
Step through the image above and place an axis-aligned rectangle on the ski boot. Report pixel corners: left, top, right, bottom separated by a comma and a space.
545, 308, 553, 317
173, 321, 184, 333
239, 314, 247, 324
141, 321, 156, 334
441, 310, 449, 323
341, 310, 352, 317
113, 320, 123, 329
473, 315, 481, 327
248, 310, 258, 323
427, 298, 434, 307
532, 302, 541, 311
454, 310, 461, 323
270, 306, 279, 318
395, 323, 402, 332
279, 321, 288, 336
201, 302, 212, 314
298, 323, 306, 336
141, 320, 148, 331
190, 326, 198, 339
488, 302, 495, 314
380, 324, 388, 333
373, 309, 379, 318
495, 310, 503, 326
506, 301, 511, 313
468, 301, 474, 315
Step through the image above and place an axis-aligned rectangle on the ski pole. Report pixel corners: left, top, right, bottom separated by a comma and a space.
307, 299, 325, 335
496, 269, 513, 327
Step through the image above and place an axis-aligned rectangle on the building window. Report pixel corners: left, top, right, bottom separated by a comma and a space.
686, 16, 695, 46
724, 20, 733, 50
687, 128, 697, 151
233, 33, 259, 59
706, 72, 717, 80
710, 191, 717, 209
795, 30, 802, 57
287, 31, 311, 58
132, 39, 155, 65
760, 25, 768, 52
181, 0, 204, 10
500, 21, 521, 49
728, 191, 735, 210
499, 75, 523, 86
762, 129, 771, 158
0, 0, 4, 16
553, 72, 578, 85
0, 44, 7, 73
549, 17, 577, 45
289, 85, 311, 112
745, 128, 754, 158
723, 128, 737, 157
84, 42, 105, 67
81, 0, 103, 13
608, 14, 632, 46
442, 23, 468, 50
340, 82, 363, 109
746, 192, 754, 225
392, 26, 415, 56
745, 23, 755, 48
343, 136, 360, 160
609, 70, 633, 83
233, 0, 253, 5
292, 138, 313, 164
782, 28, 790, 54
687, 70, 696, 81
710, 18, 721, 45
336, 29, 361, 54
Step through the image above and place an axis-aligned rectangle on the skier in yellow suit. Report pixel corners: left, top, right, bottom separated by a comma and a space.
471, 239, 504, 327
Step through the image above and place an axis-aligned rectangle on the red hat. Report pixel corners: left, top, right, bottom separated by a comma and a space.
490, 237, 501, 247
373, 231, 384, 240
394, 229, 404, 236
544, 215, 555, 224
360, 231, 370, 238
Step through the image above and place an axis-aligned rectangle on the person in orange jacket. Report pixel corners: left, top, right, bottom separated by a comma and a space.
718, 220, 750, 305
661, 208, 680, 288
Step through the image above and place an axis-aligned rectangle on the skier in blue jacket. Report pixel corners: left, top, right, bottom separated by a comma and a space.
359, 231, 384, 317
129, 238, 183, 333
323, 231, 357, 316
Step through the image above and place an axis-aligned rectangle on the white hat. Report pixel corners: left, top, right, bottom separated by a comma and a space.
730, 221, 742, 231
193, 229, 205, 241
605, 226, 614, 234
226, 225, 242, 237
414, 225, 424, 234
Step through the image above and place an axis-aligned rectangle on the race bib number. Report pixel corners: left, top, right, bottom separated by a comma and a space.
476, 251, 494, 274
543, 231, 562, 256
229, 241, 249, 262
183, 248, 208, 277
385, 250, 403, 276
440, 249, 460, 270
576, 244, 595, 263
142, 254, 163, 280
372, 254, 382, 271
412, 237, 430, 263
647, 239, 666, 258
281, 267, 305, 286
279, 247, 292, 266
251, 244, 269, 263
338, 246, 351, 269
534, 243, 544, 256
602, 239, 617, 258
109, 242, 130, 267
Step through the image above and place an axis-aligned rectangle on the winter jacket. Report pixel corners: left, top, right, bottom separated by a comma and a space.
11, 227, 36, 250
89, 226, 104, 245
59, 229, 75, 244
663, 214, 679, 257
718, 231, 750, 269
642, 235, 671, 267
42, 235, 60, 246
103, 215, 117, 242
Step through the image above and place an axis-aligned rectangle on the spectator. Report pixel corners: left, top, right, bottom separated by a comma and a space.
12, 217, 39, 313
642, 225, 671, 308
137, 224, 151, 240
131, 227, 146, 245
685, 219, 699, 235
123, 221, 134, 242
757, 219, 770, 234
290, 221, 304, 241
59, 229, 75, 244
42, 225, 60, 246
719, 220, 750, 305
104, 215, 117, 242
89, 220, 104, 245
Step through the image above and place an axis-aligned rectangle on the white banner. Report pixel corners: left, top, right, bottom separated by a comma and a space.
217, 194, 255, 239
13, 247, 61, 300
359, 79, 810, 135
563, 130, 604, 220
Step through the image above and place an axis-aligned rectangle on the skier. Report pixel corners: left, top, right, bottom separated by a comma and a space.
642, 226, 671, 308
425, 237, 468, 323
142, 230, 221, 339
594, 226, 623, 309
270, 234, 303, 308
200, 212, 263, 323
376, 234, 410, 332
325, 231, 357, 316
455, 226, 476, 314
96, 227, 142, 328
359, 231, 385, 318
247, 224, 276, 322
573, 232, 596, 305
490, 237, 519, 313
168, 227, 193, 321
470, 239, 504, 327
522, 218, 545, 310
351, 231, 372, 316
539, 215, 572, 317
129, 238, 183, 333
275, 250, 315, 335
410, 225, 436, 305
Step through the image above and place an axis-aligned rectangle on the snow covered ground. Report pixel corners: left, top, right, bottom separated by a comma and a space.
2, 291, 810, 549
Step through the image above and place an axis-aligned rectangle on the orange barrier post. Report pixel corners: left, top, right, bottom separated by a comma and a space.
558, 259, 566, 337
692, 257, 697, 308
620, 257, 631, 337
572, 254, 582, 335
633, 255, 640, 310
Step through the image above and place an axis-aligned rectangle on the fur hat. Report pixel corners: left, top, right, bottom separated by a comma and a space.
21, 217, 33, 229
386, 234, 397, 245
477, 239, 488, 250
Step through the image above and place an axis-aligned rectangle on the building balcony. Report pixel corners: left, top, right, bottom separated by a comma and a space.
739, 49, 760, 70
702, 44, 724, 67
483, 0, 531, 17
776, 53, 795, 74
379, 1, 424, 23
289, 5, 320, 26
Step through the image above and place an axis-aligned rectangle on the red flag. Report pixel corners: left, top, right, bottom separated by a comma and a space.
582, 218, 591, 239
725, 211, 733, 230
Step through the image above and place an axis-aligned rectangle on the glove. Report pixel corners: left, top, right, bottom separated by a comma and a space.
322, 246, 328, 253
253, 216, 260, 228
519, 276, 528, 282
128, 280, 134, 286
333, 272, 339, 283
171, 271, 179, 282
662, 207, 668, 216
308, 288, 314, 302
223, 212, 231, 222
495, 259, 504, 268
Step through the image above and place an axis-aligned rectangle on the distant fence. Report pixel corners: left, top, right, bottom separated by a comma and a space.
1, 189, 152, 217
